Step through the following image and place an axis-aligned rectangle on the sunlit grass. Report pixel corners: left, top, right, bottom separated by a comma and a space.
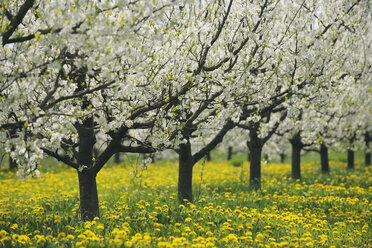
0, 160, 371, 247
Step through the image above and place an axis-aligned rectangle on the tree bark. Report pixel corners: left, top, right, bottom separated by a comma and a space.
247, 127, 262, 190
280, 153, 285, 164
9, 155, 17, 170
227, 146, 233, 160
365, 132, 371, 166
178, 142, 194, 202
290, 133, 302, 180
347, 149, 354, 169
206, 151, 211, 161
9, 137, 17, 170
320, 144, 329, 174
114, 152, 121, 164
78, 169, 99, 220
77, 117, 99, 220
150, 154, 155, 163
246, 141, 251, 162
366, 151, 371, 167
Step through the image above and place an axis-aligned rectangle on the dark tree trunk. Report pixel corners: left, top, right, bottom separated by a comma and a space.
9, 144, 17, 170
280, 153, 285, 164
365, 132, 371, 166
249, 146, 262, 190
178, 142, 194, 202
9, 156, 17, 170
77, 117, 99, 220
227, 146, 233, 160
150, 154, 155, 163
247, 127, 263, 190
320, 144, 329, 174
290, 133, 302, 180
114, 152, 121, 164
206, 151, 211, 161
78, 169, 99, 220
347, 149, 354, 169
246, 141, 251, 162
366, 152, 371, 167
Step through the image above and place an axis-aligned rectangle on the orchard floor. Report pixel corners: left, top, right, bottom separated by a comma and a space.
0, 160, 371, 247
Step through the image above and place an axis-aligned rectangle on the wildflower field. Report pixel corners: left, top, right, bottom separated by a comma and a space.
0, 160, 371, 247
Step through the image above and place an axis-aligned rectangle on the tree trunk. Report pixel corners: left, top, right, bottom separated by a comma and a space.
280, 153, 285, 164
114, 152, 121, 164
366, 152, 371, 167
77, 117, 99, 220
9, 144, 17, 170
248, 127, 262, 190
246, 141, 251, 162
178, 142, 194, 202
206, 151, 211, 161
290, 133, 302, 180
320, 144, 329, 174
365, 132, 371, 166
227, 146, 233, 160
9, 156, 17, 170
78, 169, 99, 220
150, 154, 155, 163
347, 149, 354, 169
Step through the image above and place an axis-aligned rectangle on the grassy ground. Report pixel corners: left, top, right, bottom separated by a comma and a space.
0, 158, 370, 247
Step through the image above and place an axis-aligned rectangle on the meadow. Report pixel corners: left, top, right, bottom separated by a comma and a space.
0, 158, 371, 247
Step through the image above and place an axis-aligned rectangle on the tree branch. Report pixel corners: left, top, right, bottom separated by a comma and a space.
94, 142, 156, 174
0, 122, 25, 130
192, 119, 235, 164
4, 8, 14, 20
211, 0, 234, 46
194, 0, 234, 75
128, 80, 192, 121
42, 80, 115, 110
184, 90, 223, 127
117, 145, 156, 154
262, 110, 287, 144
202, 0, 268, 72
41, 148, 79, 170
2, 0, 35, 45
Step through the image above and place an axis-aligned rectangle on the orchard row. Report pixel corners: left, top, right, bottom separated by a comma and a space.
0, 0, 371, 220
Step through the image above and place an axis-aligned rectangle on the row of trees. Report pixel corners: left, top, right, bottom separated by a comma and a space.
1, 0, 371, 220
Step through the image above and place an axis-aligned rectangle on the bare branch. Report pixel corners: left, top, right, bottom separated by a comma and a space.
262, 110, 287, 144
41, 148, 79, 170
192, 119, 235, 164
2, 0, 35, 45
43, 80, 116, 110
185, 90, 223, 127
